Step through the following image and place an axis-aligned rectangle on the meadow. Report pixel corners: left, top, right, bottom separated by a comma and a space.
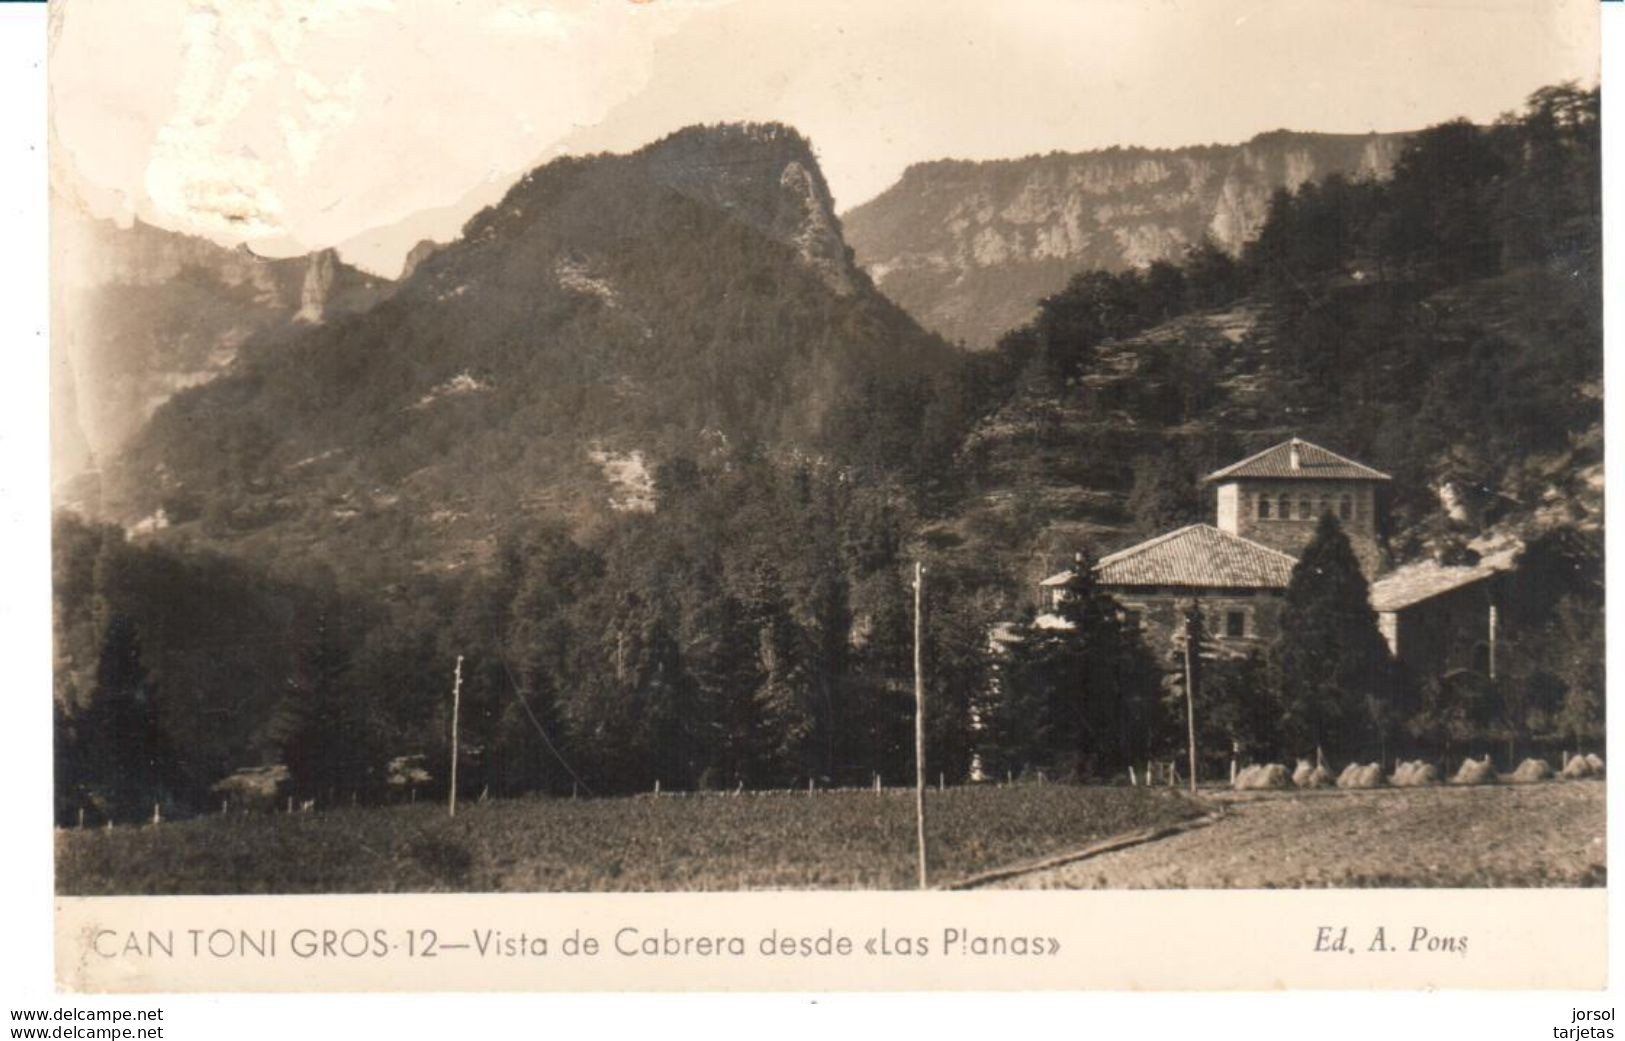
995, 781, 1607, 889
56, 785, 1202, 894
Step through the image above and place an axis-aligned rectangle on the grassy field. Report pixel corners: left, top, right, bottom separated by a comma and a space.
56, 785, 1202, 894
991, 781, 1607, 889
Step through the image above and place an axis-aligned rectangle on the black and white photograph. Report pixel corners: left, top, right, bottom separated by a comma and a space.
45, 0, 1603, 921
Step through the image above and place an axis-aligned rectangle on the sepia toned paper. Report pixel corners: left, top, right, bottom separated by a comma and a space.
57, 889, 1605, 992
46, 0, 1607, 995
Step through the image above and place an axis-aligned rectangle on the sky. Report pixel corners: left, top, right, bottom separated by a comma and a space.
49, 0, 1600, 276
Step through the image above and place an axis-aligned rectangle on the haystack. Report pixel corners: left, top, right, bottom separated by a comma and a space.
1563, 754, 1604, 779
1293, 759, 1334, 788
1451, 755, 1497, 785
210, 764, 291, 810
1390, 760, 1439, 787
1336, 762, 1384, 789
1233, 763, 1290, 790
1510, 758, 1553, 783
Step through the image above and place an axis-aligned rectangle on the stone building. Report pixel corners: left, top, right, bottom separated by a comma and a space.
1204, 437, 1390, 577
1368, 548, 1514, 688
1091, 523, 1295, 665
1039, 437, 1519, 684
1040, 438, 1393, 667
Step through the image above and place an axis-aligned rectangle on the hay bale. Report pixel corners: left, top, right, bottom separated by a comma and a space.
211, 764, 291, 811
1233, 763, 1290, 790
1391, 759, 1439, 787
1563, 754, 1601, 779
1451, 755, 1497, 785
1292, 759, 1333, 788
1258, 763, 1290, 789
1337, 762, 1384, 789
1511, 758, 1553, 783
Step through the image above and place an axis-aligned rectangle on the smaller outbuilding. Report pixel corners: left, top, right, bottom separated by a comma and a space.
1368, 541, 1519, 684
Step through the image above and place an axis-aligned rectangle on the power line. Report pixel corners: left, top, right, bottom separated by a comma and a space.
497, 656, 595, 797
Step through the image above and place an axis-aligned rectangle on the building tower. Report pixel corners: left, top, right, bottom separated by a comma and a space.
1204, 437, 1390, 577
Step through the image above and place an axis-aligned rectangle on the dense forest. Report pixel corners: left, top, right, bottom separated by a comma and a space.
55, 86, 1602, 820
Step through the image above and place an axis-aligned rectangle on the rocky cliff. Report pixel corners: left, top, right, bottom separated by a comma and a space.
51, 211, 394, 503
843, 130, 1406, 349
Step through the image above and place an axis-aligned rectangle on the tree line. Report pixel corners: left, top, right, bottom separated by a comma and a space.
53, 85, 1602, 819
57, 491, 1600, 823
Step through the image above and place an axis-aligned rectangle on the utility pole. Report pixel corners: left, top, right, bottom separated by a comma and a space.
449, 654, 464, 818
1182, 602, 1202, 795
913, 561, 928, 890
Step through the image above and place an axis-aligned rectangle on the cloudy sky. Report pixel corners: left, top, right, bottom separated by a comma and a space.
50, 0, 1598, 275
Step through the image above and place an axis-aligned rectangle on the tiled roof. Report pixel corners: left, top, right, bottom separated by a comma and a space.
1369, 548, 1518, 613
1089, 524, 1298, 590
1204, 438, 1391, 483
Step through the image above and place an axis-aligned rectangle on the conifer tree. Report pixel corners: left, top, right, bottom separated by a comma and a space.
1273, 515, 1393, 760
999, 549, 1160, 778
77, 615, 173, 819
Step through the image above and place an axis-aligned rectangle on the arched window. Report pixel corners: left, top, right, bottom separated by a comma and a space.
1278, 495, 1291, 519
1318, 496, 1330, 518
1339, 494, 1353, 521
1297, 498, 1311, 520
1257, 497, 1272, 520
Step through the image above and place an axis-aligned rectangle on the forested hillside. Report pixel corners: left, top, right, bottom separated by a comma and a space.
936, 85, 1601, 595
102, 124, 964, 587
55, 87, 1602, 818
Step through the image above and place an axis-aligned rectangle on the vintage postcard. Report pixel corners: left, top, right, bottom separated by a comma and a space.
46, 0, 1604, 992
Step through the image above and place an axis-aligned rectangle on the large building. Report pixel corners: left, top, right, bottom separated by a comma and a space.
1041, 437, 1508, 678
1203, 437, 1390, 578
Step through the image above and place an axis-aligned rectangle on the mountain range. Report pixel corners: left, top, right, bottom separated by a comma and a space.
96, 123, 957, 585
842, 130, 1406, 350
51, 211, 394, 508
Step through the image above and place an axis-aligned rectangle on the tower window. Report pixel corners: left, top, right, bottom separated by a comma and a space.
1339, 494, 1353, 521
1257, 497, 1272, 519
1297, 498, 1311, 520
1278, 495, 1290, 519
1225, 610, 1247, 638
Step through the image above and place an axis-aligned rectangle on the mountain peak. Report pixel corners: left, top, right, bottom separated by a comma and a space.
638, 122, 857, 294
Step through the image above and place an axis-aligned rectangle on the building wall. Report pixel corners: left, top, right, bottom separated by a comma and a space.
1107, 585, 1286, 671
1389, 580, 1499, 687
1215, 484, 1239, 533
1216, 479, 1384, 577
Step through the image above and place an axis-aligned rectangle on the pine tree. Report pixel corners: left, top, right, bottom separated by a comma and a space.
1273, 515, 1394, 760
262, 596, 384, 804
999, 549, 1160, 778
77, 614, 173, 820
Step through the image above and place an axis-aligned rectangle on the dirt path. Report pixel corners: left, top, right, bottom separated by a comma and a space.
983, 782, 1605, 889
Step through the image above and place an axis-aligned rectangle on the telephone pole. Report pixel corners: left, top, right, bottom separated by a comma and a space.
449, 654, 464, 818
913, 561, 928, 890
1182, 602, 1202, 795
